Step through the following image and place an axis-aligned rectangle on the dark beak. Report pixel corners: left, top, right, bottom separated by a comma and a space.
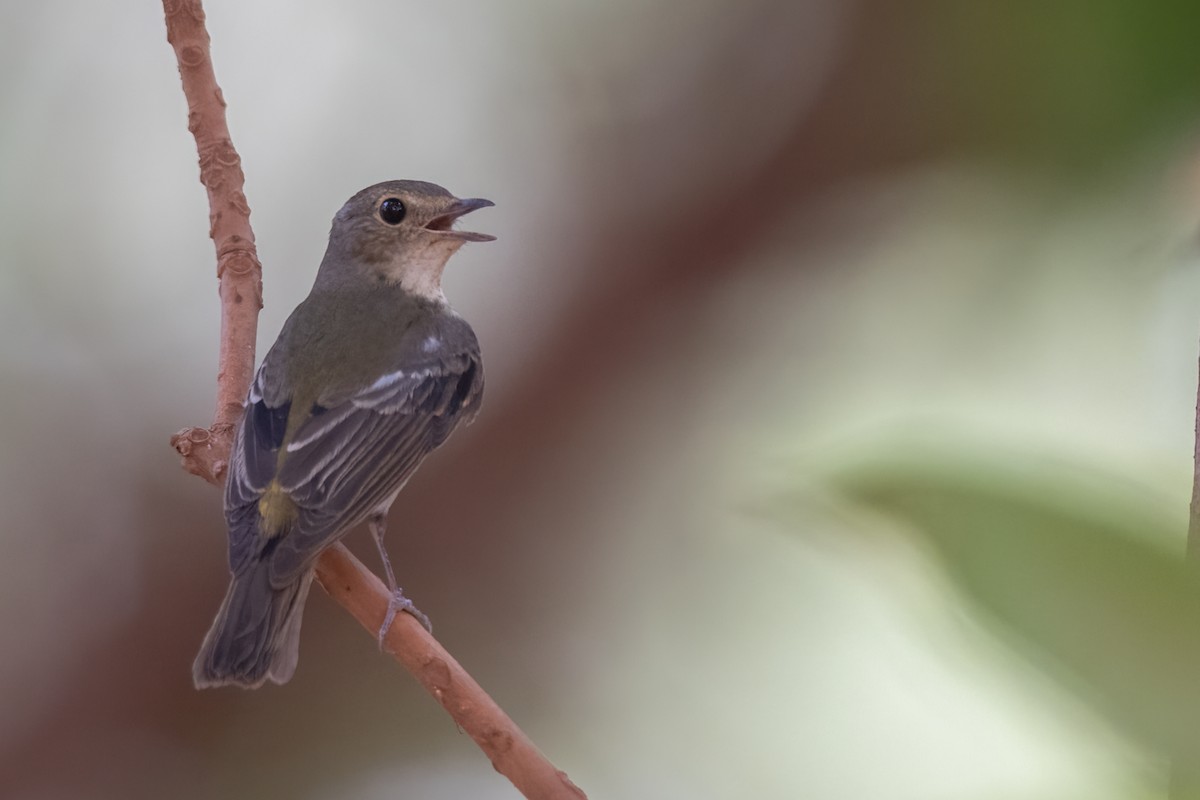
424, 197, 496, 242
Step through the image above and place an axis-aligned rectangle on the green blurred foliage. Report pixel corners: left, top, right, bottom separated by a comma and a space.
927, 1, 1200, 171
821, 445, 1200, 764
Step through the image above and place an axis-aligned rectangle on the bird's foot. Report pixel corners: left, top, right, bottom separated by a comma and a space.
377, 587, 433, 649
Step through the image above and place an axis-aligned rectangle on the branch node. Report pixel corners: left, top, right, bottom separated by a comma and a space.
216, 246, 261, 280
181, 46, 206, 68
170, 425, 230, 485
422, 656, 454, 693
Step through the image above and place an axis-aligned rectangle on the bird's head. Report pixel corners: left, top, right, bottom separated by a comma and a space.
320, 179, 494, 300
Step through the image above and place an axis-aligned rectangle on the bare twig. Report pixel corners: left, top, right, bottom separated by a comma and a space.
1188, 349, 1200, 562
161, 2, 586, 798
164, 0, 262, 484
1171, 351, 1200, 798
318, 547, 586, 799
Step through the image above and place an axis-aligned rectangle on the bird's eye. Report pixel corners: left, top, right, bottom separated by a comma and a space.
379, 197, 407, 225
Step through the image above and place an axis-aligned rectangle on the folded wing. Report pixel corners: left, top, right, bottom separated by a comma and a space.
224, 340, 483, 585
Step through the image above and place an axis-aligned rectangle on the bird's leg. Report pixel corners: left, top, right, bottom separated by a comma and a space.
367, 512, 432, 648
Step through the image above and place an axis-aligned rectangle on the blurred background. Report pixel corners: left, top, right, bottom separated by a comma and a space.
5, 1, 1200, 798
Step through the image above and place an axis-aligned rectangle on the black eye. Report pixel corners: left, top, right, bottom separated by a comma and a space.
379, 197, 406, 225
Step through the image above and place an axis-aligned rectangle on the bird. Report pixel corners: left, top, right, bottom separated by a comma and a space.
192, 179, 493, 689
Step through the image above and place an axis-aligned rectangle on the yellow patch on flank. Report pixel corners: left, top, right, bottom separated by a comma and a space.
258, 480, 297, 536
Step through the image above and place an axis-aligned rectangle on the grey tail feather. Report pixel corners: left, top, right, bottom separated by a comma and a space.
192, 561, 314, 690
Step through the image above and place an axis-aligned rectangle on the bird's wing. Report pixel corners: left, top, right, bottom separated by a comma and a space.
224, 340, 483, 585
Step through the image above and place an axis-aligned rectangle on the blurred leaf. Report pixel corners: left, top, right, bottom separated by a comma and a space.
924, 0, 1200, 172
814, 449, 1200, 761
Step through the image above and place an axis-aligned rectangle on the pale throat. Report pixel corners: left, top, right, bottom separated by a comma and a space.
378, 245, 458, 302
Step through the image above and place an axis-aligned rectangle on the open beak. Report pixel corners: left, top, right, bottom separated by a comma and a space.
424, 197, 496, 242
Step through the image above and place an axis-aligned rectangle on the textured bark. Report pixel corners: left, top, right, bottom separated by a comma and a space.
164, 0, 262, 484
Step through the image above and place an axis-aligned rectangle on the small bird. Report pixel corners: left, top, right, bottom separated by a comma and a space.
193, 180, 492, 689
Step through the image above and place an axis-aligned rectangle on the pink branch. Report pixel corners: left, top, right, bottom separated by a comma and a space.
164, 0, 262, 484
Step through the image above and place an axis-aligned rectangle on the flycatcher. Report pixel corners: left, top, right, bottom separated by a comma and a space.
193, 180, 492, 689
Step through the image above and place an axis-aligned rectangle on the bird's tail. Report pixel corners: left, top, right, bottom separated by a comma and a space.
192, 560, 314, 689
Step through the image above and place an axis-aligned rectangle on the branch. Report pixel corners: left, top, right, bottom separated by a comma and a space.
1171, 349, 1200, 798
317, 547, 586, 799
1189, 346, 1200, 561
164, 0, 261, 485
161, 3, 586, 798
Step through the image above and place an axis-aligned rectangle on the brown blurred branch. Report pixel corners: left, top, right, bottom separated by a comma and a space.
1187, 351, 1200, 561
1172, 352, 1200, 796
160, 3, 585, 798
